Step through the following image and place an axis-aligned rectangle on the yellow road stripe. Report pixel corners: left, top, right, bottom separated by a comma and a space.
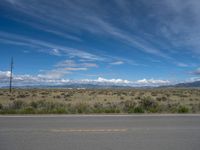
51, 128, 127, 133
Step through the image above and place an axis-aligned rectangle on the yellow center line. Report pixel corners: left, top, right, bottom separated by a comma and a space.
51, 128, 128, 133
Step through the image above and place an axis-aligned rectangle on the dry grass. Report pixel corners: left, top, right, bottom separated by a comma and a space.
0, 88, 200, 114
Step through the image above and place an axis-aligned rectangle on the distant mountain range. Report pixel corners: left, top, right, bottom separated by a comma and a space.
50, 81, 200, 88
173, 80, 200, 88
2, 84, 133, 89
36, 84, 133, 89
2, 81, 200, 89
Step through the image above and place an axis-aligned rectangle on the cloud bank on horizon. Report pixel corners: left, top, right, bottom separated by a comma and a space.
0, 70, 170, 87
0, 0, 200, 86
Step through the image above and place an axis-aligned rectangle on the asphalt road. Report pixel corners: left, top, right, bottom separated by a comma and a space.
0, 115, 200, 150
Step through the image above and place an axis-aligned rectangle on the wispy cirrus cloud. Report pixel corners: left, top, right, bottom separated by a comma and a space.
55, 60, 98, 68
175, 62, 189, 67
1, 0, 200, 84
50, 49, 61, 56
110, 61, 124, 65
146, 0, 200, 56
2, 0, 170, 59
2, 0, 200, 60
64, 67, 88, 71
37, 69, 69, 79
37, 59, 98, 80
87, 17, 170, 58
0, 31, 104, 61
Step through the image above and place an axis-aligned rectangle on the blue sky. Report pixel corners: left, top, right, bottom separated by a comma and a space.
0, 0, 200, 86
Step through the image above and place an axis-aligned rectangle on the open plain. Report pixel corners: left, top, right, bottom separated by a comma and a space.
0, 88, 200, 114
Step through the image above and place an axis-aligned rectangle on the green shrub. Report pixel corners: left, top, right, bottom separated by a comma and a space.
0, 109, 17, 114
92, 103, 121, 113
19, 107, 35, 114
127, 107, 135, 113
191, 104, 199, 113
151, 92, 157, 97
156, 96, 167, 102
17, 94, 27, 98
140, 96, 158, 111
120, 96, 124, 100
123, 100, 136, 112
12, 100, 26, 109
104, 108, 120, 113
52, 107, 68, 114
148, 107, 159, 113
73, 103, 91, 114
30, 101, 38, 109
0, 103, 3, 110
178, 106, 189, 113
133, 107, 144, 113
10, 97, 15, 101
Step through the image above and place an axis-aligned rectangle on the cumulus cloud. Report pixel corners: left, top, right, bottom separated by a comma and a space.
0, 71, 11, 79
94, 77, 131, 84
0, 70, 69, 86
83, 78, 170, 86
135, 79, 170, 86
0, 70, 171, 87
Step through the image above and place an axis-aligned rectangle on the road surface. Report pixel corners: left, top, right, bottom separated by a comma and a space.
0, 115, 200, 150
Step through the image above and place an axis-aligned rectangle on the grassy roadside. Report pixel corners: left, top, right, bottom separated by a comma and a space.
0, 88, 200, 114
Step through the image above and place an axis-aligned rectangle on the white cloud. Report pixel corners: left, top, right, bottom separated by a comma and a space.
0, 71, 11, 79
5, 0, 16, 4
1, 0, 170, 59
189, 77, 200, 82
55, 60, 77, 67
38, 69, 68, 79
175, 62, 189, 67
191, 68, 200, 75
82, 78, 170, 86
0, 70, 68, 86
81, 63, 98, 68
95, 77, 131, 84
0, 70, 171, 87
0, 31, 104, 61
65, 67, 88, 71
50, 49, 61, 56
3, 0, 200, 62
135, 79, 170, 86
54, 60, 98, 73
152, 0, 200, 56
110, 61, 124, 65
56, 60, 98, 68
89, 17, 169, 58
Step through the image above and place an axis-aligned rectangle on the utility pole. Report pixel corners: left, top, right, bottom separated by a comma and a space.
9, 57, 14, 93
